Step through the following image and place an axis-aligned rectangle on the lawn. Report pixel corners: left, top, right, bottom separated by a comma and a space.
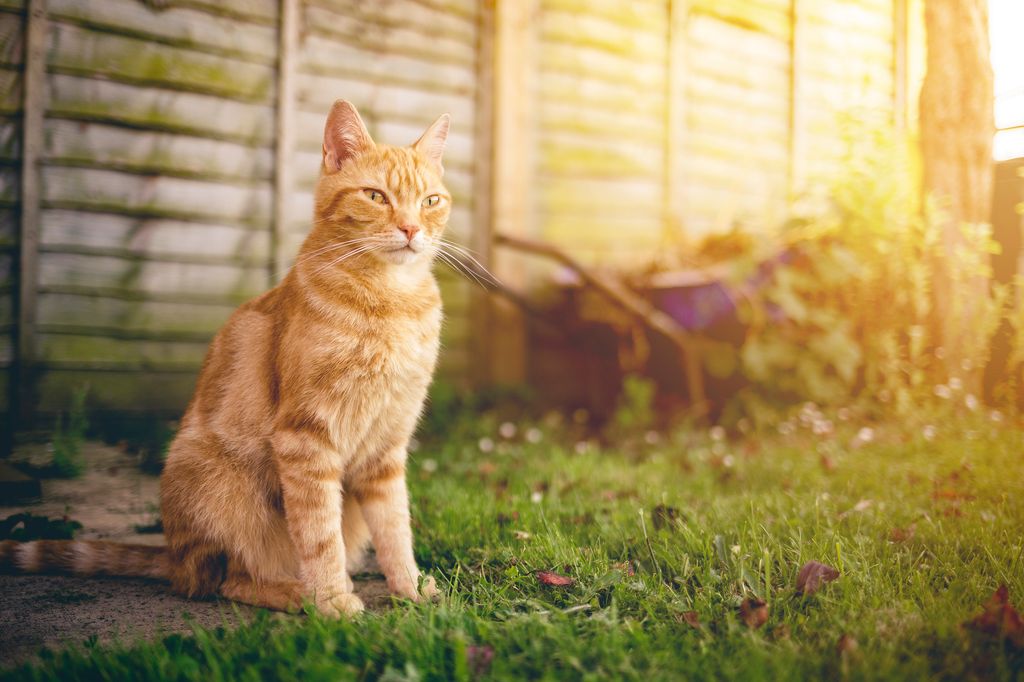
3, 404, 1024, 681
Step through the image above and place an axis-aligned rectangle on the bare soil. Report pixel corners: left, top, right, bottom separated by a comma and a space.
0, 442, 389, 669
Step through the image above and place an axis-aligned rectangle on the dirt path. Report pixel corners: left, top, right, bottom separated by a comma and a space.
0, 443, 390, 669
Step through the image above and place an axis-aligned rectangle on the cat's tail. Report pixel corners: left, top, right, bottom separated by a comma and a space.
0, 539, 169, 580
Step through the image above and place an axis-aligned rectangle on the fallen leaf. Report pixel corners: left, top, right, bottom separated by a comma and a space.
838, 499, 872, 519
536, 570, 574, 587
771, 623, 791, 641
889, 524, 916, 543
932, 488, 974, 502
796, 561, 840, 595
513, 530, 531, 540
466, 644, 494, 677
837, 633, 858, 654
652, 504, 680, 530
819, 454, 836, 472
678, 610, 701, 629
612, 561, 635, 576
964, 584, 1024, 648
739, 598, 769, 629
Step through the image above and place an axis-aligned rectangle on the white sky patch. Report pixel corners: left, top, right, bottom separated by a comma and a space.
990, 0, 1024, 160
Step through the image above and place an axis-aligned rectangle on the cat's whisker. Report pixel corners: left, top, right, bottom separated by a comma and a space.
434, 248, 491, 290
434, 242, 501, 288
307, 243, 384, 278
275, 238, 382, 278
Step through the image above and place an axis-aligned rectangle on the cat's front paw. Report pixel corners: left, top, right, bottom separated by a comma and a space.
312, 588, 364, 618
419, 575, 440, 601
388, 574, 439, 602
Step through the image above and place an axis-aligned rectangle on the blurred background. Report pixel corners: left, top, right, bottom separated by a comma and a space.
0, 0, 1021, 449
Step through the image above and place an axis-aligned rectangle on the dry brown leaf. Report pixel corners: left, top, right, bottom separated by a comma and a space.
513, 530, 531, 540
889, 524, 916, 543
837, 633, 859, 656
796, 561, 840, 595
964, 584, 1024, 648
819, 455, 836, 472
612, 560, 635, 576
652, 504, 681, 530
536, 570, 574, 587
466, 644, 494, 677
739, 598, 769, 629
678, 610, 701, 629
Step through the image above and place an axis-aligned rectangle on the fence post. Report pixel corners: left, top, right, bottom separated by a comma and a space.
272, 0, 299, 283
476, 0, 537, 386
663, 0, 687, 241
8, 0, 46, 452
787, 0, 806, 198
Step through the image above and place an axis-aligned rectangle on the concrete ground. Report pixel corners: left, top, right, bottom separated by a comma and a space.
0, 442, 390, 669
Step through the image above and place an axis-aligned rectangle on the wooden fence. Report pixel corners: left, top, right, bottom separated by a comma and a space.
0, 0, 915, 438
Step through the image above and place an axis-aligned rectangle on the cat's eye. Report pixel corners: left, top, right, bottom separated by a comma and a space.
422, 194, 441, 208
364, 189, 388, 204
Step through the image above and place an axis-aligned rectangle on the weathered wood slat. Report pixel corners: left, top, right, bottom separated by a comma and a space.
36, 369, 199, 412
539, 181, 663, 218
38, 252, 268, 298
37, 292, 238, 335
48, 22, 276, 102
47, 0, 277, 64
538, 103, 662, 144
541, 8, 666, 62
45, 119, 274, 181
40, 210, 269, 262
690, 0, 791, 39
539, 72, 664, 116
0, 283, 10, 319
0, 12, 23, 64
303, 6, 475, 67
540, 42, 663, 89
47, 74, 275, 144
539, 138, 662, 178
42, 166, 272, 226
0, 166, 18, 200
0, 116, 19, 160
306, 0, 476, 44
0, 69, 21, 113
542, 0, 663, 31
39, 332, 210, 367
0, 208, 15, 243
294, 75, 475, 134
298, 35, 476, 96
0, 252, 11, 285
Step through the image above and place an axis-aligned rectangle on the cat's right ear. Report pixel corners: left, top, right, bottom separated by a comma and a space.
322, 100, 374, 173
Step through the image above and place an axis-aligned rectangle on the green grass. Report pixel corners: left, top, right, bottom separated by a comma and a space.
5, 409, 1024, 681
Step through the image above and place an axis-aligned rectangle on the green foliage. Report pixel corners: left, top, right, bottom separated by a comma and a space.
49, 387, 90, 478
733, 126, 1004, 420
0, 513, 82, 541
5, 416, 1024, 680
610, 374, 656, 433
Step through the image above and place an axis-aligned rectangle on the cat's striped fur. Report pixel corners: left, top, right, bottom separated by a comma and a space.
1, 101, 450, 616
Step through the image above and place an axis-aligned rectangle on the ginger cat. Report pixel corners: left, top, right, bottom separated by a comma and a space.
0, 101, 450, 616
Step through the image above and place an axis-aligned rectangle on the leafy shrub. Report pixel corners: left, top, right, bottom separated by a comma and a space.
0, 512, 82, 541
50, 386, 89, 478
728, 126, 1005, 421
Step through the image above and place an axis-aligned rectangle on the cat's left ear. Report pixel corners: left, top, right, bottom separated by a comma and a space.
413, 113, 450, 176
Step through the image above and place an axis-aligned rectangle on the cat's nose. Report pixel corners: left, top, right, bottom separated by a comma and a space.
398, 224, 420, 242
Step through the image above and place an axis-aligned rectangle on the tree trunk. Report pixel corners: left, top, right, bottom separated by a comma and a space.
919, 0, 994, 389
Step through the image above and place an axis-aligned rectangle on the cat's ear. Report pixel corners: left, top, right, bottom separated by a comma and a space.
412, 113, 450, 176
322, 100, 374, 173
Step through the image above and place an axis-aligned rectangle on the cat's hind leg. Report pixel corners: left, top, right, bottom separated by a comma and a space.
219, 568, 305, 612
342, 495, 372, 575
220, 572, 364, 616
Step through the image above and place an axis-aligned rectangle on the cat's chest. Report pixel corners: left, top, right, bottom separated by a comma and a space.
318, 305, 442, 387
